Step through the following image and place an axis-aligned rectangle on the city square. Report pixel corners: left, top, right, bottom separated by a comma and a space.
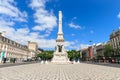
0, 63, 120, 80
0, 0, 120, 80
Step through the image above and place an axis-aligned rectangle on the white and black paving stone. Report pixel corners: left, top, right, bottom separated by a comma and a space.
0, 63, 120, 80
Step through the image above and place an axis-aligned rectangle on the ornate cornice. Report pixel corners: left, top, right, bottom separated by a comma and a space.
56, 39, 64, 42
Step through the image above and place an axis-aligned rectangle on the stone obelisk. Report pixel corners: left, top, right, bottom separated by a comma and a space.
52, 11, 69, 64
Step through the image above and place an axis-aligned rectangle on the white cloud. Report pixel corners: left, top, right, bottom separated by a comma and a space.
29, 0, 46, 9
0, 0, 27, 22
65, 43, 90, 50
72, 17, 77, 20
90, 30, 94, 34
17, 28, 29, 35
0, 0, 56, 49
71, 34, 75, 36
0, 20, 14, 26
0, 23, 56, 48
0, 0, 79, 50
117, 12, 120, 19
69, 22, 81, 29
0, 21, 79, 49
64, 41, 83, 50
65, 41, 75, 47
79, 44, 90, 50
29, 0, 57, 32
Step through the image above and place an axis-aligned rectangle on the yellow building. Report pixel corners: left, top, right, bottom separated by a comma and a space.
27, 41, 39, 59
28, 41, 38, 51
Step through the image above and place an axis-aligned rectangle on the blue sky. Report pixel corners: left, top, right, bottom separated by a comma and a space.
0, 0, 120, 50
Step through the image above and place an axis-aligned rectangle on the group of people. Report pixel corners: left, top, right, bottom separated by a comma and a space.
3, 58, 16, 64
91, 57, 120, 64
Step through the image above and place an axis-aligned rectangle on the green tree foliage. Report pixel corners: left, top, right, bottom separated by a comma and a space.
96, 54, 103, 60
37, 50, 53, 60
104, 44, 114, 58
67, 50, 80, 61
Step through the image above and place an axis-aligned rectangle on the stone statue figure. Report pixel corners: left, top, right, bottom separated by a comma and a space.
57, 45, 63, 52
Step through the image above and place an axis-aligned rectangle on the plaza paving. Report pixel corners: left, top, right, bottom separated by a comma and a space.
0, 63, 120, 80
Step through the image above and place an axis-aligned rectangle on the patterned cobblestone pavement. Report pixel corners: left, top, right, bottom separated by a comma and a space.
0, 63, 120, 80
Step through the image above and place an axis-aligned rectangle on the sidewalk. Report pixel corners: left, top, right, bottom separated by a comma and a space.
82, 61, 120, 68
0, 62, 26, 65
0, 61, 40, 68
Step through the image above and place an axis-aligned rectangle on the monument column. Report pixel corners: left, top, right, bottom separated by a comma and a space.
58, 11, 63, 34
52, 11, 69, 64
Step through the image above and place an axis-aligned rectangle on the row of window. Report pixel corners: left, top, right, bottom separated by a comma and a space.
110, 37, 120, 48
0, 43, 28, 56
0, 36, 27, 49
3, 52, 26, 58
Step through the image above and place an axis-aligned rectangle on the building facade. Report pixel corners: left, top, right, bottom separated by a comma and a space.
110, 28, 120, 57
88, 46, 93, 59
28, 41, 38, 51
0, 33, 31, 63
80, 42, 110, 61
95, 43, 105, 57
80, 48, 89, 61
28, 41, 38, 58
110, 29, 120, 49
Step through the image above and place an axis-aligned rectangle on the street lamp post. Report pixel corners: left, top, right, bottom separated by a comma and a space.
89, 40, 92, 45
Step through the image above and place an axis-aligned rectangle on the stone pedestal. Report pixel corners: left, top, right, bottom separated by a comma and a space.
73, 60, 76, 64
77, 60, 80, 64
52, 52, 69, 64
45, 61, 48, 64
41, 60, 44, 64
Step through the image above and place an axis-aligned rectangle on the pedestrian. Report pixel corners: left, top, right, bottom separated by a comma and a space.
13, 58, 16, 63
3, 58, 6, 64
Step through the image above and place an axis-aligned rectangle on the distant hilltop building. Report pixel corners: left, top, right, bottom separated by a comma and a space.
1, 31, 6, 37
28, 41, 38, 51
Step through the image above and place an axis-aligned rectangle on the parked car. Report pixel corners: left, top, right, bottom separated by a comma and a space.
22, 59, 27, 62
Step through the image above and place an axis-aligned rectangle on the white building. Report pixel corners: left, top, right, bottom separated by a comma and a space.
0, 33, 33, 63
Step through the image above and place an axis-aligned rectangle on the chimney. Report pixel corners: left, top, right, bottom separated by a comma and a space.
1, 31, 6, 37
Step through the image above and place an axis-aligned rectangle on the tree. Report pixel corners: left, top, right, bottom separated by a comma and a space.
37, 50, 53, 61
45, 50, 54, 60
104, 44, 114, 58
67, 50, 80, 61
96, 53, 103, 60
